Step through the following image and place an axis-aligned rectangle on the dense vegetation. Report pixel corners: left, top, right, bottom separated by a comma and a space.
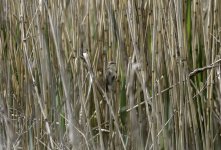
0, 0, 221, 149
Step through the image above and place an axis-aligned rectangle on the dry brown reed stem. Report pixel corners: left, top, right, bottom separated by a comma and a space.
83, 61, 125, 149
82, 51, 105, 149
189, 59, 221, 77
1, 0, 221, 149
20, 0, 54, 149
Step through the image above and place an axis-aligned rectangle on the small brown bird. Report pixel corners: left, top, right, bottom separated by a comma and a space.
105, 61, 117, 92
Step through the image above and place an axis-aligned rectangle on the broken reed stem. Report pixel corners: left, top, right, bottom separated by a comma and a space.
189, 59, 221, 77
127, 58, 221, 112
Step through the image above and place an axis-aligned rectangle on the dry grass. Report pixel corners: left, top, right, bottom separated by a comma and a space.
0, 0, 221, 149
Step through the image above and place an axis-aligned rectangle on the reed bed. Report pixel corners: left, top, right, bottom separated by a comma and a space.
0, 0, 221, 149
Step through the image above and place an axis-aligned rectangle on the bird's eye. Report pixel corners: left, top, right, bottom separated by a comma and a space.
111, 75, 116, 82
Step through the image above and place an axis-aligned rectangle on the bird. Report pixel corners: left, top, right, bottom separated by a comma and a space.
105, 61, 117, 92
